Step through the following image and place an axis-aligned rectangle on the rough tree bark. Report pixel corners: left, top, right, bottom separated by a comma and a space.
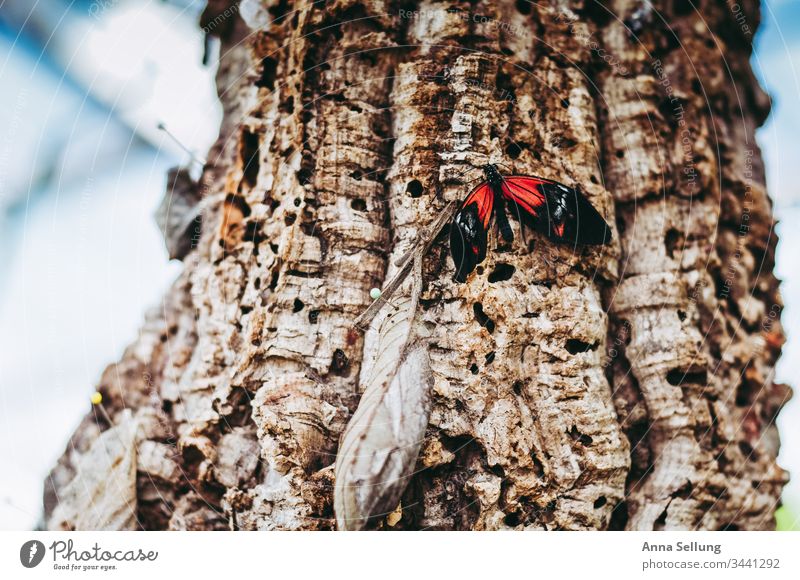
44, 0, 790, 531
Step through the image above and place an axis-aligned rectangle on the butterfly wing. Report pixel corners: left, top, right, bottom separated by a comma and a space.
499, 175, 548, 224
501, 175, 612, 245
449, 183, 493, 282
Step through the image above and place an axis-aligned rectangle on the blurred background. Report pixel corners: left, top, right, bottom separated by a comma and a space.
0, 0, 798, 530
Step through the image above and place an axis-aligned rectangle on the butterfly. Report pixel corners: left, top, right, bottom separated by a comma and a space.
449, 164, 612, 282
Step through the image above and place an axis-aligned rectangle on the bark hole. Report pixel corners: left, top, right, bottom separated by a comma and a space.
666, 367, 708, 386
330, 349, 350, 376
221, 194, 251, 249
268, 269, 280, 291
565, 339, 598, 354
256, 57, 278, 90
719, 523, 740, 531
297, 167, 313, 186
514, 0, 532, 15
531, 453, 545, 478
218, 386, 253, 428
488, 263, 515, 283
505, 141, 525, 159
665, 228, 683, 258
581, 1, 614, 25
181, 444, 206, 481
673, 0, 698, 16
224, 194, 251, 217
568, 425, 593, 446
406, 179, 424, 198
240, 131, 260, 189
735, 377, 755, 407
244, 220, 267, 248
495, 70, 515, 100
473, 302, 496, 333
739, 441, 757, 461
268, 0, 291, 21
673, 480, 694, 499
654, 507, 668, 531
609, 501, 629, 530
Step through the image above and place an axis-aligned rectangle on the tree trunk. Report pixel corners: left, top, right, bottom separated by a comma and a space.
45, 0, 790, 531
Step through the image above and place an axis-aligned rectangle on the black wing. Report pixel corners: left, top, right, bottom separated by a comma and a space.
502, 176, 611, 246
449, 183, 493, 283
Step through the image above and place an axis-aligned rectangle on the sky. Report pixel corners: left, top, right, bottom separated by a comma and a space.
0, 0, 798, 530
0, 0, 218, 529
754, 0, 800, 530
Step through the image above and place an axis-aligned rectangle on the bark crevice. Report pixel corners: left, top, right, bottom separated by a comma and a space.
43, 0, 788, 531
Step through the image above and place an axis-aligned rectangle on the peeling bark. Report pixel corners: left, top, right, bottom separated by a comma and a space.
45, 0, 789, 531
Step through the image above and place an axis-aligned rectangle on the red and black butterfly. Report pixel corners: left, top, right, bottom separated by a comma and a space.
449, 164, 612, 282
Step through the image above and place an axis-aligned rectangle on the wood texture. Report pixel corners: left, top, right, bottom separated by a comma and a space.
44, 0, 789, 531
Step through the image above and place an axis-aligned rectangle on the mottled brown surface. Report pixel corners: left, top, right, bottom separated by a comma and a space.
45, 0, 789, 530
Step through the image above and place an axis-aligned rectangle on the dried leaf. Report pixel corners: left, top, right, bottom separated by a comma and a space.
154, 167, 202, 261
335, 281, 433, 530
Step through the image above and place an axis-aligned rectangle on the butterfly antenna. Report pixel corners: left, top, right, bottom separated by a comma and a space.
439, 163, 484, 194
158, 122, 207, 168
451, 163, 482, 182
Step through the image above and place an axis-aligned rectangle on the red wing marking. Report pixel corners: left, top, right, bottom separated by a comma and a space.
461, 183, 494, 228
499, 176, 548, 219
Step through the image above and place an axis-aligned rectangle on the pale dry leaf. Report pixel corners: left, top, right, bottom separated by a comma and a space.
334, 284, 433, 530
